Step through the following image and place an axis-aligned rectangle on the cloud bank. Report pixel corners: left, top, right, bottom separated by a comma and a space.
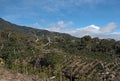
36, 20, 119, 40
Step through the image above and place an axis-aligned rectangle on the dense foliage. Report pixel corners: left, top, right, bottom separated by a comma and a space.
0, 18, 120, 81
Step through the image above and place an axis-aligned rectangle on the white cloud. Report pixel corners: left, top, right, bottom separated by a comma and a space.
64, 24, 101, 37
57, 21, 66, 28
32, 19, 119, 40
100, 22, 117, 33
47, 21, 74, 32
80, 24, 100, 33
57, 21, 73, 28
67, 22, 118, 39
41, 21, 119, 40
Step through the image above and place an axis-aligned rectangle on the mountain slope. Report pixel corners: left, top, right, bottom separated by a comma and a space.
0, 18, 120, 81
0, 18, 77, 39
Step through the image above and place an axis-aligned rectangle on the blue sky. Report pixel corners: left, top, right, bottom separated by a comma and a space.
0, 0, 120, 40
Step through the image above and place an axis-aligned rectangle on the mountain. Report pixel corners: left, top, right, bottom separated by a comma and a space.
0, 18, 120, 81
0, 18, 77, 39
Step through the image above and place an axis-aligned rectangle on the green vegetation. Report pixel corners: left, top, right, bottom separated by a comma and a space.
0, 18, 120, 81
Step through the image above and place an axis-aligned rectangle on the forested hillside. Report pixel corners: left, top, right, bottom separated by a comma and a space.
0, 18, 120, 81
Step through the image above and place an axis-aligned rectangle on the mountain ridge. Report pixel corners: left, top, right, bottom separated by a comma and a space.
0, 18, 77, 39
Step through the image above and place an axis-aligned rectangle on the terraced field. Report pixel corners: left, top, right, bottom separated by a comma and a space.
62, 56, 120, 81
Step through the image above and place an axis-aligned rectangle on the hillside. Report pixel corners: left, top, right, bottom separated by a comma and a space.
0, 18, 76, 39
0, 18, 120, 81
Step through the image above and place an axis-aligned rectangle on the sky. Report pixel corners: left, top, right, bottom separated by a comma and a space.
0, 0, 120, 40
